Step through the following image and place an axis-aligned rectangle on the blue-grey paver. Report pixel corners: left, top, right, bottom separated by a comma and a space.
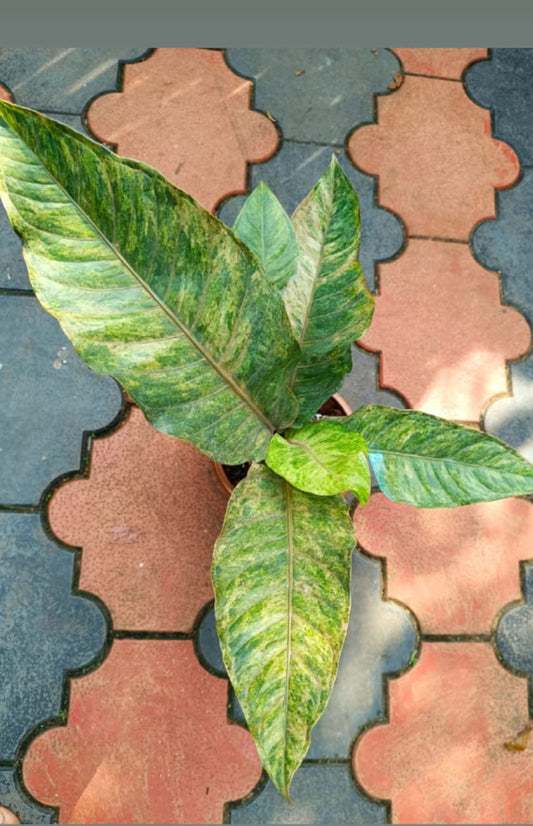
466, 49, 533, 166
471, 172, 533, 460
0, 512, 107, 759
0, 48, 150, 116
0, 770, 53, 823
496, 562, 533, 707
224, 48, 400, 145
0, 205, 30, 290
229, 763, 385, 823
0, 295, 123, 505
342, 345, 407, 412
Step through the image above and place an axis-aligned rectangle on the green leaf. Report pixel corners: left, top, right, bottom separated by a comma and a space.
212, 463, 354, 799
284, 156, 374, 426
0, 99, 300, 464
342, 405, 533, 507
266, 419, 370, 502
233, 182, 297, 291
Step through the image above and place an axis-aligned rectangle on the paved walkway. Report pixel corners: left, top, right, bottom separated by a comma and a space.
1, 47, 533, 823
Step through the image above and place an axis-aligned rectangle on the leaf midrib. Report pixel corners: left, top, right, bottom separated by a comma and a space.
287, 436, 345, 486
369, 445, 533, 477
3, 116, 275, 435
282, 479, 295, 791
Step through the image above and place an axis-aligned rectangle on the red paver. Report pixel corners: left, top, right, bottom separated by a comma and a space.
392, 48, 488, 80
87, 48, 279, 213
358, 238, 530, 421
348, 74, 519, 240
354, 493, 533, 635
48, 406, 228, 633
23, 639, 262, 824
354, 642, 533, 824
0, 85, 11, 102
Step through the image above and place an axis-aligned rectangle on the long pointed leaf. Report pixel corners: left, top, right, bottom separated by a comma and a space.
233, 182, 297, 291
342, 405, 533, 507
0, 100, 300, 464
212, 463, 355, 798
284, 156, 374, 425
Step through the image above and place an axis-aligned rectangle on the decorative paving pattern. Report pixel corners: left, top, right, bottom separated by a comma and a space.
0, 512, 107, 760
0, 45, 531, 825
87, 48, 279, 213
354, 643, 532, 824
23, 640, 262, 825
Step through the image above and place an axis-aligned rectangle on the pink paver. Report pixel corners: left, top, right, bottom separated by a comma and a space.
354, 642, 533, 824
358, 238, 530, 421
0, 86, 11, 102
392, 48, 488, 80
354, 493, 533, 635
87, 48, 278, 213
23, 639, 262, 824
348, 74, 519, 240
48, 406, 229, 633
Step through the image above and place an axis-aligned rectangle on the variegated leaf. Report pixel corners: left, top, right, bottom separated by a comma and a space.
284, 156, 374, 425
0, 99, 300, 464
266, 418, 370, 502
212, 463, 355, 799
233, 182, 297, 291
342, 405, 533, 507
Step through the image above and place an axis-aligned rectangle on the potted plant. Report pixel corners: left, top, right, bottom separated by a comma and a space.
1, 99, 533, 801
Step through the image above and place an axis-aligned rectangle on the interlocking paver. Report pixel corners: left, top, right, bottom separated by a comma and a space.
393, 47, 487, 79
348, 73, 519, 240
87, 48, 279, 213
358, 238, 529, 420
230, 764, 385, 824
354, 643, 532, 824
217, 144, 403, 292
466, 49, 533, 165
23, 639, 262, 825
48, 406, 228, 632
0, 295, 123, 505
0, 512, 107, 759
224, 48, 400, 144
0, 770, 53, 824
354, 493, 533, 635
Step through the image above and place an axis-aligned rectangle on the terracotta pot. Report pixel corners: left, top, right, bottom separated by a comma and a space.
0, 806, 20, 824
213, 393, 352, 494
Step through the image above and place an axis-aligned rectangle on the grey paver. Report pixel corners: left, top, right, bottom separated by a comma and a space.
0, 49, 150, 114
224, 48, 400, 145
0, 512, 107, 759
472, 171, 533, 460
496, 562, 533, 707
0, 295, 123, 505
466, 49, 533, 166
229, 763, 385, 823
0, 770, 53, 823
